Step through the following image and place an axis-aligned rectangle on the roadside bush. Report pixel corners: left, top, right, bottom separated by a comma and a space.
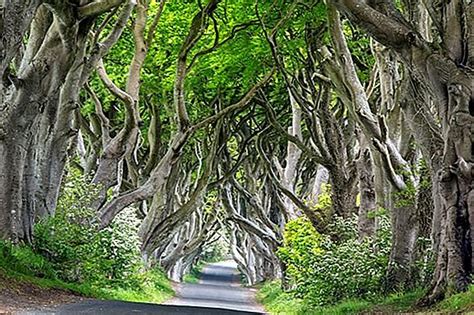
325, 215, 358, 242
34, 168, 141, 287
306, 184, 333, 228
277, 217, 324, 287
278, 214, 392, 307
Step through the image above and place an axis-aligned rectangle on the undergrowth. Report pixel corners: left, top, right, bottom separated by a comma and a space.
183, 261, 206, 284
260, 193, 472, 315
257, 280, 474, 314
0, 241, 173, 303
0, 169, 173, 304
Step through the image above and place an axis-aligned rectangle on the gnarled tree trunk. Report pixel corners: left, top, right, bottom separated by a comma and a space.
0, 1, 132, 243
331, 0, 473, 302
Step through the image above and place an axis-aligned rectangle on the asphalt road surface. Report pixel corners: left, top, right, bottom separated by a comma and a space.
23, 261, 265, 315
165, 260, 265, 313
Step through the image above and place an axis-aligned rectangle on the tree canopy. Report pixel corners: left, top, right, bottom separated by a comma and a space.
0, 0, 472, 309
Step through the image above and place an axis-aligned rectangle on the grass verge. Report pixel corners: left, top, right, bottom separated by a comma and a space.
0, 242, 174, 304
183, 261, 207, 284
256, 281, 305, 314
257, 281, 474, 315
436, 285, 474, 313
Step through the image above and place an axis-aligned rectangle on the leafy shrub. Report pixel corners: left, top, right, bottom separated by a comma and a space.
310, 184, 332, 212
0, 167, 174, 303
306, 184, 333, 227
277, 217, 324, 286
278, 214, 392, 307
325, 215, 358, 242
34, 168, 141, 287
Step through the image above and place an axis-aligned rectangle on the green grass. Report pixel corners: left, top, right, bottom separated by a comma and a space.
99, 270, 174, 303
437, 285, 474, 313
256, 281, 375, 314
183, 261, 206, 284
257, 281, 474, 315
256, 281, 306, 314
0, 242, 174, 304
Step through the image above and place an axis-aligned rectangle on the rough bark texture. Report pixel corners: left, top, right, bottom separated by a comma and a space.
331, 0, 473, 303
0, 1, 131, 243
357, 145, 376, 237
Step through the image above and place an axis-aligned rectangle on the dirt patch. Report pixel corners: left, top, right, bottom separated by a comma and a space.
0, 271, 87, 313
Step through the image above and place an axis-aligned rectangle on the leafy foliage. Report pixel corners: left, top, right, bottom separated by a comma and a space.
278, 214, 392, 307
306, 184, 334, 228
34, 168, 141, 288
0, 241, 173, 303
0, 167, 174, 303
200, 237, 229, 263
277, 217, 323, 284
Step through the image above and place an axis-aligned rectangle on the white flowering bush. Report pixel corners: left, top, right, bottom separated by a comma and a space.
34, 168, 142, 288
278, 214, 392, 306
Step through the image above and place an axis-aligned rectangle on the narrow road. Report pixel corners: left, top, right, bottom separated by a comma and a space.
165, 260, 265, 314
25, 260, 265, 315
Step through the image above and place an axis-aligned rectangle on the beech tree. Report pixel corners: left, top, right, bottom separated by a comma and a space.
331, 0, 473, 302
0, 0, 133, 243
1, 0, 472, 308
